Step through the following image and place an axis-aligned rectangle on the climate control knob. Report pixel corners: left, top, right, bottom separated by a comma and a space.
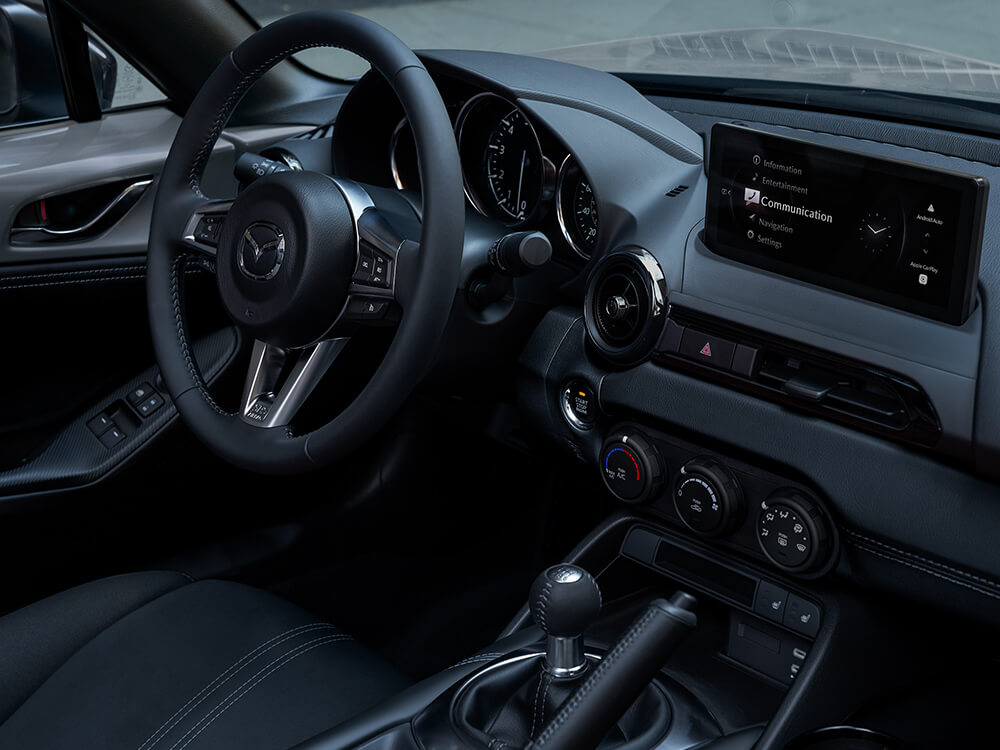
673, 457, 744, 537
757, 489, 831, 573
599, 429, 663, 504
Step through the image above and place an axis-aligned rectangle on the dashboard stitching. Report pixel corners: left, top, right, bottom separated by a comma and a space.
849, 540, 1000, 601
844, 529, 1000, 589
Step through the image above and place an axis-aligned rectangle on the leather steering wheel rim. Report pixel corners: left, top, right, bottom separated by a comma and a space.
147, 12, 464, 474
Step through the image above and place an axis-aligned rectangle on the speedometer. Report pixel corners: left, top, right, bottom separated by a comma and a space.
557, 155, 600, 258
457, 93, 547, 224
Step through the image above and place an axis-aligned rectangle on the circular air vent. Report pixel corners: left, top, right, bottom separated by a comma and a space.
584, 247, 667, 365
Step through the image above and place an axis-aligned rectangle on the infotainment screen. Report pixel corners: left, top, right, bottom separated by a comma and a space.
705, 124, 987, 325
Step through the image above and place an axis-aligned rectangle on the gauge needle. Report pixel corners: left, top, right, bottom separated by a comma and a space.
515, 150, 526, 216
867, 224, 888, 234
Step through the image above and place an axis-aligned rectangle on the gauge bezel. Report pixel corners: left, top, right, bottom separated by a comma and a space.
556, 153, 599, 259
388, 116, 413, 191
455, 92, 549, 226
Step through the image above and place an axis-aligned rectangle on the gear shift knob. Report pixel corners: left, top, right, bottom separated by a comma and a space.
529, 564, 602, 676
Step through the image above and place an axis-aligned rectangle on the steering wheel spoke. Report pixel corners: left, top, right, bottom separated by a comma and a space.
328, 178, 417, 327
180, 199, 233, 258
240, 338, 348, 427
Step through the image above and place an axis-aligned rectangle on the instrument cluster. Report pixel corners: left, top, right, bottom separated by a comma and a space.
388, 92, 600, 261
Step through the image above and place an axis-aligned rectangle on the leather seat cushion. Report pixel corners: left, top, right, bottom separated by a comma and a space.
0, 571, 408, 750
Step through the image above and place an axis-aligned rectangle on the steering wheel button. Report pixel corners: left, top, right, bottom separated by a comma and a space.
348, 297, 388, 319
354, 252, 374, 282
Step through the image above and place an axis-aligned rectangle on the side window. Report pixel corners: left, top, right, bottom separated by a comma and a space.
0, 1, 164, 129
87, 30, 166, 111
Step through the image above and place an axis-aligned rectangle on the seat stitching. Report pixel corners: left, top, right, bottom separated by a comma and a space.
166, 634, 353, 750
446, 652, 506, 669
138, 622, 338, 750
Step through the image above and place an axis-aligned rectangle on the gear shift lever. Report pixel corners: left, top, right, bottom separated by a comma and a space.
528, 564, 602, 677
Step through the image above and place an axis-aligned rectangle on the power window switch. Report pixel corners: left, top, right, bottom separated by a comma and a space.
136, 393, 164, 418
127, 383, 157, 408
87, 413, 114, 436
99, 426, 126, 448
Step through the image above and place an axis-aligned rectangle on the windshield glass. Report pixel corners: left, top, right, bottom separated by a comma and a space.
239, 1, 1000, 104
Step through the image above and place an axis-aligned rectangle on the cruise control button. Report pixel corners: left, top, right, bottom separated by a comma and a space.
680, 329, 736, 370
783, 594, 821, 637
753, 581, 788, 623
353, 249, 374, 282
347, 297, 388, 320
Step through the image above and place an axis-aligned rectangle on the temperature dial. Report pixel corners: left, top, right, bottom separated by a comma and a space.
673, 457, 744, 537
757, 489, 831, 573
599, 429, 663, 504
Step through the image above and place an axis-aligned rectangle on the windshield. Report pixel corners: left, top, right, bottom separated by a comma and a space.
238, 1, 1000, 104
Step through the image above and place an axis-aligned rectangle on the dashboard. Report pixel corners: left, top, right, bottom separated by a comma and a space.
327, 49, 1000, 629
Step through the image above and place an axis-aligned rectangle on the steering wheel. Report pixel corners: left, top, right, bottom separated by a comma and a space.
147, 12, 464, 474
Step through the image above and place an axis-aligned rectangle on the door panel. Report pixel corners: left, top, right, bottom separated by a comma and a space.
0, 106, 312, 495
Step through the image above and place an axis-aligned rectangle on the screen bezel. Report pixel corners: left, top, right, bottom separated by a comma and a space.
704, 123, 988, 326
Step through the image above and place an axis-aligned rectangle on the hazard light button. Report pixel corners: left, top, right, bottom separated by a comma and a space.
679, 329, 736, 370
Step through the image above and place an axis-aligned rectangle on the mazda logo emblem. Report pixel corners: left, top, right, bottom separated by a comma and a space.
238, 223, 285, 281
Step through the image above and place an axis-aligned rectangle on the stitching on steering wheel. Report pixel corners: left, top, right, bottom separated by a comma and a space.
170, 255, 230, 417
187, 43, 335, 197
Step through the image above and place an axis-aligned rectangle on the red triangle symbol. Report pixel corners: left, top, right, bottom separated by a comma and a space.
699, 342, 712, 357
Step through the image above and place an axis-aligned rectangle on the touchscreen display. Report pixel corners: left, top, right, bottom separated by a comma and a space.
705, 124, 987, 325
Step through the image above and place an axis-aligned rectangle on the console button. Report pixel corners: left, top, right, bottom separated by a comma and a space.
562, 381, 596, 428
679, 329, 736, 370
753, 581, 788, 623
656, 319, 685, 353
730, 344, 760, 377
99, 426, 126, 448
87, 413, 114, 436
127, 383, 157, 408
784, 594, 820, 637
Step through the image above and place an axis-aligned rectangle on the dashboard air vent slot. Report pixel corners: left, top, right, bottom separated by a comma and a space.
666, 184, 689, 198
654, 307, 941, 448
584, 247, 668, 366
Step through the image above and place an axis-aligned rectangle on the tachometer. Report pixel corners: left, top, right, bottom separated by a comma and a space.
457, 93, 547, 224
484, 109, 542, 221
557, 155, 600, 258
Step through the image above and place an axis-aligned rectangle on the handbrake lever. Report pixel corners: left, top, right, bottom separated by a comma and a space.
525, 591, 698, 750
